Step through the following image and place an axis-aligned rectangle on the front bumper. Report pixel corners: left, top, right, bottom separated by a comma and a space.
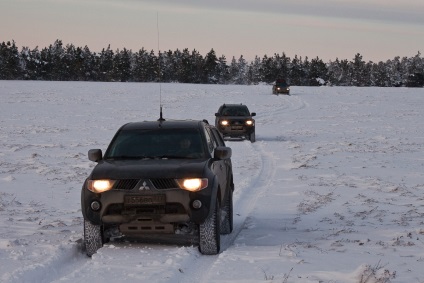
81, 178, 217, 233
218, 125, 255, 137
275, 88, 290, 94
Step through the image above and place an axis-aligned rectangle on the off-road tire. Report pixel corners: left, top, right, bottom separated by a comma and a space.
249, 130, 256, 143
220, 188, 233, 234
84, 219, 103, 257
199, 199, 221, 255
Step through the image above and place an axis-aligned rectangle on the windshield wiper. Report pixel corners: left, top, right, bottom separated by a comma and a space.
106, 155, 197, 160
155, 155, 196, 159
106, 155, 153, 160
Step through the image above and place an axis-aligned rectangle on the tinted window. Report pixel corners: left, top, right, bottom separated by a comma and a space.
105, 128, 206, 159
221, 106, 250, 116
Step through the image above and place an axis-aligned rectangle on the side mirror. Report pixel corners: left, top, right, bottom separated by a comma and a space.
214, 113, 220, 117
214, 146, 232, 160
88, 149, 102, 162
251, 112, 256, 116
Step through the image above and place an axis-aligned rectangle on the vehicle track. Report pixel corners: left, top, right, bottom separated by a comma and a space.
1, 231, 88, 283
257, 93, 307, 125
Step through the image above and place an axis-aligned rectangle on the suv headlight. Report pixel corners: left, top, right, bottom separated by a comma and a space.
220, 120, 229, 126
87, 179, 116, 193
245, 120, 254, 126
176, 178, 208, 192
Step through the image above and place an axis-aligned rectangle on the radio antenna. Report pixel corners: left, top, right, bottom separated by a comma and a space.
157, 12, 165, 122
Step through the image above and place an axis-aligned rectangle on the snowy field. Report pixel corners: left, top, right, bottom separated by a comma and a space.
1, 81, 424, 283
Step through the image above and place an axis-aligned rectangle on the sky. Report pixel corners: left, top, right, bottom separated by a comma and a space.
1, 0, 424, 62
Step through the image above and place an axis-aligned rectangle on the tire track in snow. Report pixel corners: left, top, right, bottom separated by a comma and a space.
256, 94, 307, 125
1, 239, 88, 283
176, 140, 276, 283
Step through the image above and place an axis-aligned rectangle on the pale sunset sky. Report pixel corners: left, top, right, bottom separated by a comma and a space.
1, 0, 423, 62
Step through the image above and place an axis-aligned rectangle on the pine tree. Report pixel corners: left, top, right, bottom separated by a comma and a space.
132, 48, 150, 82
0, 41, 22, 79
51, 40, 67, 80
351, 53, 366, 86
274, 53, 290, 81
290, 55, 304, 86
235, 55, 248, 85
190, 49, 204, 83
247, 56, 262, 85
372, 61, 389, 87
308, 57, 328, 86
20, 46, 42, 80
300, 56, 310, 86
216, 55, 229, 84
177, 48, 192, 83
260, 55, 276, 84
159, 50, 174, 82
112, 48, 132, 82
203, 48, 218, 84
63, 43, 78, 81
98, 45, 114, 81
387, 56, 403, 87
405, 52, 424, 87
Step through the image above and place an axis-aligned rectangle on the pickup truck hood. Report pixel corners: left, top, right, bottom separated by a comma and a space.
90, 158, 208, 180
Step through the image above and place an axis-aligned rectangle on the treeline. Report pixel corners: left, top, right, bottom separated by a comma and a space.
1, 40, 423, 87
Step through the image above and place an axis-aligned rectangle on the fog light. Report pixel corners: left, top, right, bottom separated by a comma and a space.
91, 201, 101, 211
192, 200, 202, 209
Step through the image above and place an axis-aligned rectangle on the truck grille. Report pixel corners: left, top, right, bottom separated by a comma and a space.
113, 178, 178, 190
114, 179, 139, 190
151, 178, 179, 190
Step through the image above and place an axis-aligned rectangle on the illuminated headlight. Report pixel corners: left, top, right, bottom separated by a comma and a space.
245, 120, 254, 126
176, 178, 208, 192
277, 87, 281, 90
87, 179, 116, 193
220, 120, 229, 126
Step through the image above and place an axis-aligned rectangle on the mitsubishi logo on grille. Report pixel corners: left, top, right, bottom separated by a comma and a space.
139, 181, 150, 190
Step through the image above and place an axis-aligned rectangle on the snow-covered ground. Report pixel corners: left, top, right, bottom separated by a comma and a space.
1, 81, 423, 283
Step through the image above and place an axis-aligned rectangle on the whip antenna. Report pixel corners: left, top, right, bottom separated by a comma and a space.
157, 12, 165, 122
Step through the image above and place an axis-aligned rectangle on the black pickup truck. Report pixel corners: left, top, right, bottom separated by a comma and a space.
81, 119, 234, 256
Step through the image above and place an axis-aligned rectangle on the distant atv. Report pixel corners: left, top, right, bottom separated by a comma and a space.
272, 79, 290, 95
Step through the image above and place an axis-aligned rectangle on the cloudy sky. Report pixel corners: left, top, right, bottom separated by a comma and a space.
1, 0, 423, 62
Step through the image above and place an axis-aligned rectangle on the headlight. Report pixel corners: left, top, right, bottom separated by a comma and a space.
277, 87, 281, 90
220, 120, 229, 126
245, 120, 254, 126
87, 179, 116, 193
176, 178, 208, 192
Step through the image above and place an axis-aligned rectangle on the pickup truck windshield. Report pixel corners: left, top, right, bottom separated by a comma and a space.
105, 128, 206, 159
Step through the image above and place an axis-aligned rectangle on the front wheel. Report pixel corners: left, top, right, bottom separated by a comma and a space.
221, 188, 233, 234
199, 198, 221, 255
249, 130, 256, 143
84, 220, 104, 257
